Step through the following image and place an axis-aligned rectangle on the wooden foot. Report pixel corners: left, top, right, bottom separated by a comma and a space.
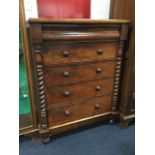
39, 127, 50, 144
42, 137, 50, 144
120, 120, 129, 128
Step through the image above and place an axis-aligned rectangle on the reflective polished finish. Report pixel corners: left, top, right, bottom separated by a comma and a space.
29, 19, 130, 143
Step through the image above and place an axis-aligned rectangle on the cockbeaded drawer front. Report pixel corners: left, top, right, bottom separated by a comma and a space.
47, 96, 112, 126
46, 78, 113, 106
42, 42, 118, 65
44, 60, 116, 86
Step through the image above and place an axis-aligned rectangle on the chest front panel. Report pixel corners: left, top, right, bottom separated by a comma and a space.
29, 19, 129, 132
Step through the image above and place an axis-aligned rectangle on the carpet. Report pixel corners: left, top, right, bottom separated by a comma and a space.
19, 123, 135, 155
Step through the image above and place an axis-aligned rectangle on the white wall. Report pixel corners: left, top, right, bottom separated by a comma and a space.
24, 0, 38, 21
91, 0, 111, 19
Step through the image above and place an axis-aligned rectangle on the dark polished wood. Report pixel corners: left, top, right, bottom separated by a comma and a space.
110, 0, 135, 127
43, 42, 118, 65
46, 78, 113, 105
48, 96, 112, 126
29, 18, 130, 24
44, 60, 116, 86
29, 19, 130, 143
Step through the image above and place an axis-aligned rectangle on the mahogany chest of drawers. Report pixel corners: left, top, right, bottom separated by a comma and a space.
29, 19, 130, 143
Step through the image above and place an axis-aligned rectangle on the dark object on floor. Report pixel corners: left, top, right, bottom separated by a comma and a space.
20, 123, 135, 155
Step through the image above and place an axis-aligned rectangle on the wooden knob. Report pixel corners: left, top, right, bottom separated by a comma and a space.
63, 71, 69, 77
97, 49, 104, 55
96, 85, 101, 91
95, 104, 100, 109
64, 110, 70, 116
64, 91, 70, 97
63, 51, 69, 57
96, 67, 102, 73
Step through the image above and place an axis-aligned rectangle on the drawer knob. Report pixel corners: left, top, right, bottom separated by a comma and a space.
63, 71, 69, 77
96, 67, 102, 73
64, 110, 70, 116
97, 49, 104, 55
96, 85, 101, 91
63, 51, 69, 57
64, 91, 70, 97
95, 104, 100, 109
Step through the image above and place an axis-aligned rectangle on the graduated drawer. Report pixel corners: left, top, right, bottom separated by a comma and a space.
46, 78, 113, 105
43, 42, 118, 65
48, 96, 112, 126
44, 60, 116, 86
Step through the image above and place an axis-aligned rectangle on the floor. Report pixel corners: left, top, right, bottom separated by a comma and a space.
19, 123, 135, 155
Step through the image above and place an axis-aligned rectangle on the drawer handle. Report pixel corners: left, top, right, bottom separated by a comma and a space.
64, 110, 70, 116
64, 91, 70, 97
63, 71, 69, 77
95, 104, 100, 109
96, 85, 101, 91
97, 49, 104, 55
96, 67, 102, 73
63, 51, 69, 57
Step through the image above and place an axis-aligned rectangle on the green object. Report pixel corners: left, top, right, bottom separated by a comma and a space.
19, 28, 31, 115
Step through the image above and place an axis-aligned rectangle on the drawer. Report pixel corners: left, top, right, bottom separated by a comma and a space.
46, 78, 113, 105
43, 42, 118, 65
48, 96, 112, 126
44, 61, 116, 86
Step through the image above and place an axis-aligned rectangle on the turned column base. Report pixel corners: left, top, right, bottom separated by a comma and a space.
42, 137, 50, 144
